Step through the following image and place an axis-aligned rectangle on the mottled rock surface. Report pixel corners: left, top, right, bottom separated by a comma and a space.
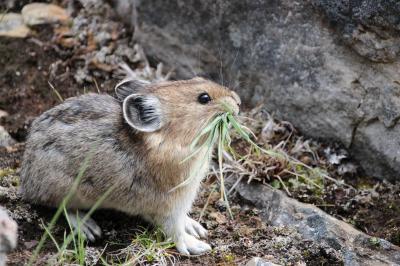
0, 207, 17, 266
0, 126, 16, 148
312, 0, 400, 62
0, 13, 30, 38
246, 257, 282, 266
130, 0, 400, 180
21, 3, 69, 26
237, 183, 400, 266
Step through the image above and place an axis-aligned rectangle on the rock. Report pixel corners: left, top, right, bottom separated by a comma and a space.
311, 0, 400, 63
236, 182, 400, 266
21, 3, 70, 26
130, 0, 400, 181
0, 110, 8, 119
246, 257, 281, 266
0, 126, 16, 148
0, 207, 17, 266
85, 247, 101, 266
0, 13, 30, 38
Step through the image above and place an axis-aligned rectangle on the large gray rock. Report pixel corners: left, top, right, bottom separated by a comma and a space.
129, 0, 400, 180
237, 183, 400, 266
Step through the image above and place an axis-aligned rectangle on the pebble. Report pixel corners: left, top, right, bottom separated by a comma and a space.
0, 110, 8, 119
0, 126, 16, 148
0, 207, 17, 266
0, 13, 30, 38
21, 3, 70, 26
246, 257, 281, 266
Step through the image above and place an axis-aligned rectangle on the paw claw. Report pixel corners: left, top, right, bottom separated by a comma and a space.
66, 211, 101, 242
176, 233, 211, 255
185, 217, 208, 239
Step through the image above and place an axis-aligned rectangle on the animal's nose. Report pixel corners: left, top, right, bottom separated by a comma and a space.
231, 104, 239, 116
221, 97, 240, 115
230, 91, 241, 115
231, 91, 241, 107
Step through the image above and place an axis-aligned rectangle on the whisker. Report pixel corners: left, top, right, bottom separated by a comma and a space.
227, 47, 240, 89
218, 47, 224, 86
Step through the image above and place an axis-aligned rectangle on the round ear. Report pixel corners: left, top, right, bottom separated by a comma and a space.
122, 94, 164, 132
115, 79, 150, 101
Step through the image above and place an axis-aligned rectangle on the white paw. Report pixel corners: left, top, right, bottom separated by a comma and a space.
185, 217, 208, 239
176, 233, 211, 255
67, 211, 101, 242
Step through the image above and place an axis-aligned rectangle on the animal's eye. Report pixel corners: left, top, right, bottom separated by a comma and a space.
198, 92, 211, 104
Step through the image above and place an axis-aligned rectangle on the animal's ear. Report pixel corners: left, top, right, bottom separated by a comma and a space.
115, 79, 150, 101
122, 94, 164, 132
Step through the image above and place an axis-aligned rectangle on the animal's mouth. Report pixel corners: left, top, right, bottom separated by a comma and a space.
216, 112, 226, 117
218, 97, 240, 116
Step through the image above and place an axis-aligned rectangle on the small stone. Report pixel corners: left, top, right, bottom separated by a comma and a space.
0, 110, 8, 119
0, 126, 16, 147
85, 247, 101, 266
23, 240, 38, 249
246, 257, 281, 266
209, 211, 227, 224
0, 207, 17, 253
0, 13, 30, 38
22, 3, 70, 26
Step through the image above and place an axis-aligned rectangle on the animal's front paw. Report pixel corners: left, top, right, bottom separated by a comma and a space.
176, 233, 211, 255
185, 216, 207, 239
66, 211, 102, 242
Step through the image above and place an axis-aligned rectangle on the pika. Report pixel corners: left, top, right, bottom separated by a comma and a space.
20, 77, 240, 255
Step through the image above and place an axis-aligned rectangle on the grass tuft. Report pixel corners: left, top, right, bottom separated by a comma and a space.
175, 103, 340, 219
107, 227, 176, 265
29, 151, 116, 265
28, 153, 93, 265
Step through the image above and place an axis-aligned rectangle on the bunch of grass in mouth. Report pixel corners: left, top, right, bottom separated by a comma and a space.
171, 103, 335, 219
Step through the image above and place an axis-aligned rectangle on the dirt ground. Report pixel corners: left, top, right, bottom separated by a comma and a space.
1, 1, 399, 265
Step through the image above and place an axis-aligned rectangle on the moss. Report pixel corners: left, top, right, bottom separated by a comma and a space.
223, 252, 235, 263
356, 180, 375, 190
369, 237, 380, 247
11, 176, 20, 186
0, 168, 15, 179
302, 250, 311, 258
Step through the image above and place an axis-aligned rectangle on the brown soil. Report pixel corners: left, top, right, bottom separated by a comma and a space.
0, 25, 115, 140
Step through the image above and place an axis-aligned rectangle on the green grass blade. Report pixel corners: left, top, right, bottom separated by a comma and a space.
227, 113, 251, 141
171, 119, 221, 192
58, 184, 117, 254
28, 152, 94, 265
190, 116, 223, 150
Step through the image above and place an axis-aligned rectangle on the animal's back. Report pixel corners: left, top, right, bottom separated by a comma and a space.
20, 93, 127, 207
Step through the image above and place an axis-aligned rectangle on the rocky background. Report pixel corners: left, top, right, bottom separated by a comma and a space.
131, 0, 400, 181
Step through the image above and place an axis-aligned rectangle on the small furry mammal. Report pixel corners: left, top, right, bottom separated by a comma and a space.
20, 77, 240, 255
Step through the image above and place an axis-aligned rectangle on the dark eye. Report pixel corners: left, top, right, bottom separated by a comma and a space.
198, 92, 211, 104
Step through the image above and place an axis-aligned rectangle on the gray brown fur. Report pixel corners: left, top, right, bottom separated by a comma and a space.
20, 77, 240, 254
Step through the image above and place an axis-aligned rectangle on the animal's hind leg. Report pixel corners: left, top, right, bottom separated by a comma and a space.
65, 210, 102, 242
